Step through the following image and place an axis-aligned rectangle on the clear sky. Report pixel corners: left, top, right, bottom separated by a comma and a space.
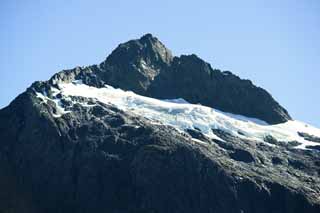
1, 0, 319, 127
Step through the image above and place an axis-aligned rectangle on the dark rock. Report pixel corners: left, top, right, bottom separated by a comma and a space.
147, 54, 291, 124
298, 132, 320, 143
272, 156, 285, 165
306, 145, 320, 151
185, 128, 207, 141
288, 159, 307, 170
264, 135, 280, 145
229, 149, 255, 163
286, 141, 302, 148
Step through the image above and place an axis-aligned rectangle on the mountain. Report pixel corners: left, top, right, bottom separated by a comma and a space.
49, 33, 291, 124
0, 34, 320, 213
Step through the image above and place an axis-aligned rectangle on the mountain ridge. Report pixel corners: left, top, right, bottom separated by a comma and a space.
46, 33, 291, 124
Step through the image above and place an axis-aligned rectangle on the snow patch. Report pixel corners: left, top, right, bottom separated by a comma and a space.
72, 79, 83, 85
162, 98, 190, 104
35, 89, 71, 118
140, 59, 148, 70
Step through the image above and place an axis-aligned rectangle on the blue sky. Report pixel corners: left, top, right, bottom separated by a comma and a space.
1, 0, 319, 127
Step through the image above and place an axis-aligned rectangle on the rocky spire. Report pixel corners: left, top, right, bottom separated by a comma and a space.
105, 33, 173, 68
99, 34, 173, 94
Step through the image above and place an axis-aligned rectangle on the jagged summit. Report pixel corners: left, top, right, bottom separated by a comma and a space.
105, 33, 173, 66
96, 33, 173, 93
140, 33, 155, 40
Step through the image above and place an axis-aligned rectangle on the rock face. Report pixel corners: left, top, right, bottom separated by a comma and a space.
147, 54, 291, 124
0, 34, 319, 213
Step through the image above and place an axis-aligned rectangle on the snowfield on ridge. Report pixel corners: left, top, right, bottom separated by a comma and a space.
37, 81, 320, 149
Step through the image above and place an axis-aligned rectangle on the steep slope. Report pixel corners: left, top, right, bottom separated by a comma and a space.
1, 34, 319, 213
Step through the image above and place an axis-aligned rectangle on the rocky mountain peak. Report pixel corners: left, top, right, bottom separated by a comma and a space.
140, 33, 155, 40
139, 33, 173, 64
95, 34, 173, 93
105, 33, 173, 68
